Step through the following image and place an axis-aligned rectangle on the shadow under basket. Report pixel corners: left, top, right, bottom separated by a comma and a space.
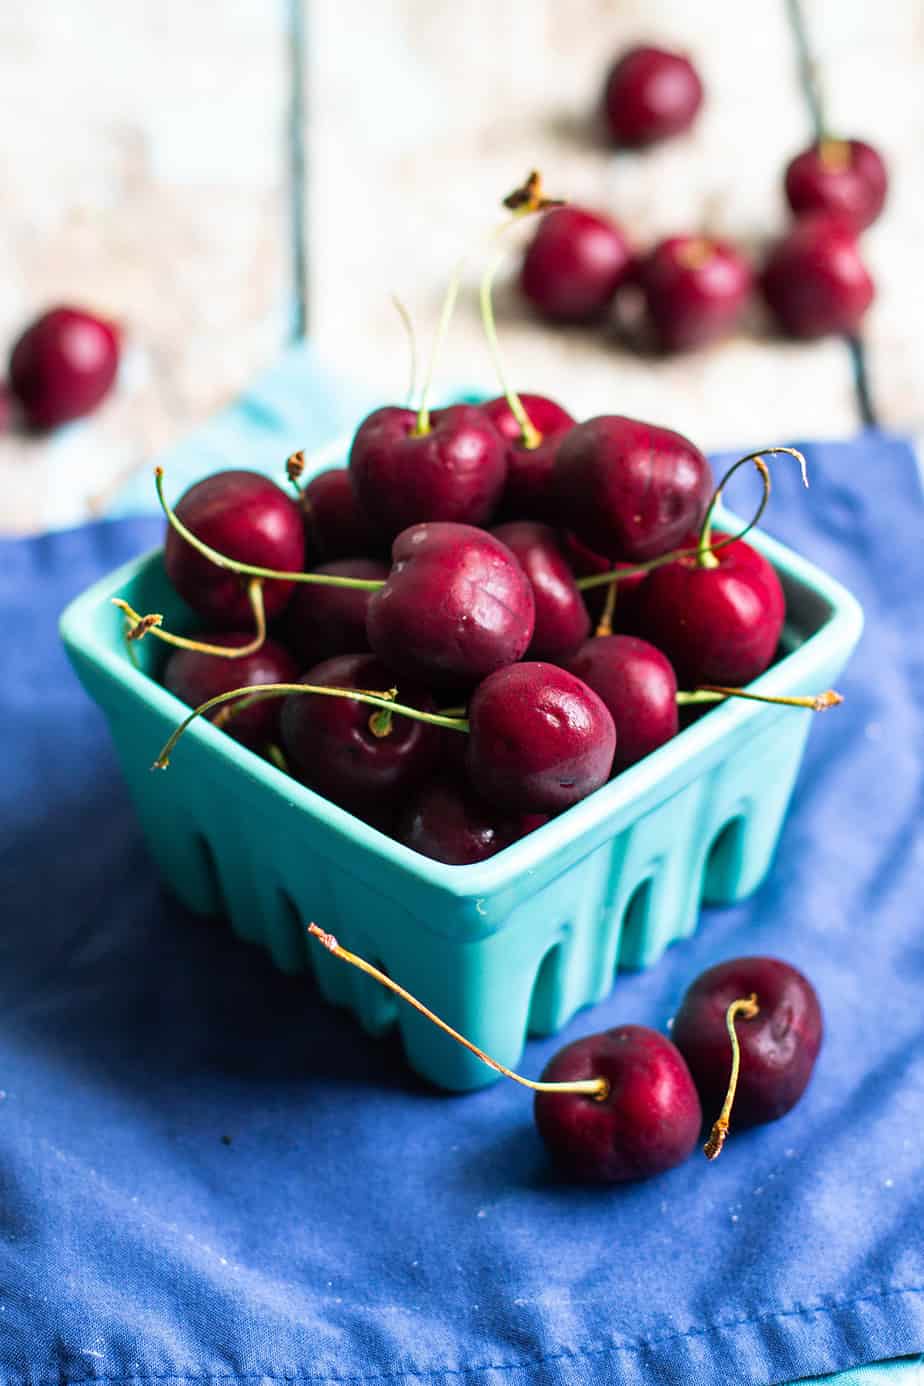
60, 497, 862, 1091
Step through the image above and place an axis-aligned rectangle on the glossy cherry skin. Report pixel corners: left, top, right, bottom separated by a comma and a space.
492, 521, 590, 661
555, 415, 712, 562
163, 470, 305, 627
566, 635, 678, 772
162, 634, 298, 752
282, 558, 388, 668
467, 662, 616, 814
785, 139, 888, 232
602, 47, 703, 148
761, 214, 874, 340
521, 207, 634, 324
8, 306, 120, 430
349, 404, 506, 541
534, 1026, 702, 1183
280, 653, 439, 828
396, 776, 546, 865
300, 467, 382, 564
634, 538, 785, 686
638, 236, 753, 352
672, 957, 823, 1128
482, 394, 576, 522
366, 523, 535, 689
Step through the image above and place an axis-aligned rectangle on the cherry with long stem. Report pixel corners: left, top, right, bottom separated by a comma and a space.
306, 923, 609, 1098
702, 993, 760, 1160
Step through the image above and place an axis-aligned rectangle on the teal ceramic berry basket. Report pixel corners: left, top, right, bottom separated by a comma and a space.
60, 451, 863, 1092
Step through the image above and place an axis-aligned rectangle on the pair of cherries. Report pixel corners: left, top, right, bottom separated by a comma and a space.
1, 306, 120, 432
309, 924, 823, 1186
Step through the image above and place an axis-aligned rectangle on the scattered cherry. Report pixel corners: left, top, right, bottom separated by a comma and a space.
520, 207, 633, 324
397, 776, 546, 865
492, 521, 590, 660
554, 415, 712, 561
366, 522, 535, 688
9, 306, 120, 429
672, 956, 823, 1137
784, 138, 888, 232
466, 662, 616, 813
601, 46, 703, 148
761, 213, 875, 340
566, 635, 679, 773
349, 404, 507, 540
282, 557, 388, 668
534, 1026, 702, 1182
637, 235, 753, 353
163, 635, 297, 752
297, 466, 383, 564
482, 393, 575, 523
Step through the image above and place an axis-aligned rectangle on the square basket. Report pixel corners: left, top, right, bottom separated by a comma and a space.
60, 452, 863, 1091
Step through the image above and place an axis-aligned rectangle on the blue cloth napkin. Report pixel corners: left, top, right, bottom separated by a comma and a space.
1, 433, 923, 1386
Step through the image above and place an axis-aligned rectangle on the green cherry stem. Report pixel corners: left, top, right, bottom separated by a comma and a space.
153, 683, 469, 771
415, 255, 466, 437
306, 924, 610, 1099
391, 295, 419, 408
153, 468, 385, 591
113, 579, 267, 659
697, 446, 807, 570
677, 686, 843, 712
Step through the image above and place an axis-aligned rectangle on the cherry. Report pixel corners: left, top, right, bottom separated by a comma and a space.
9, 306, 120, 429
534, 1026, 702, 1183
366, 523, 535, 688
396, 776, 546, 865
761, 214, 874, 340
282, 558, 388, 668
637, 236, 753, 353
349, 404, 507, 541
162, 634, 297, 752
280, 653, 439, 828
482, 394, 575, 522
466, 662, 616, 813
784, 138, 888, 232
565, 635, 678, 772
163, 469, 305, 628
520, 207, 633, 324
491, 521, 590, 660
554, 415, 712, 561
602, 46, 703, 148
296, 466, 382, 564
672, 957, 823, 1146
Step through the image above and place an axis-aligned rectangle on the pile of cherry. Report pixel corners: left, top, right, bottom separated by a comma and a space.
519, 43, 886, 348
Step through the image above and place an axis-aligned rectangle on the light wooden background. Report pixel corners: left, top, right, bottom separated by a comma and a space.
1, 0, 920, 533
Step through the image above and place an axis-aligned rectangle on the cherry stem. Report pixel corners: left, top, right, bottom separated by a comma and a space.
818, 137, 850, 173
306, 923, 610, 1099
703, 993, 760, 1160
113, 579, 267, 659
285, 450, 306, 498
677, 686, 843, 712
595, 578, 618, 638
154, 468, 385, 590
416, 254, 465, 436
698, 447, 807, 570
153, 682, 469, 770
391, 295, 419, 408
576, 446, 808, 593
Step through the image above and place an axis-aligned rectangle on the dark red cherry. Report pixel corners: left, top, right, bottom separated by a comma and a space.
491, 521, 590, 660
534, 1026, 702, 1183
282, 558, 388, 668
162, 634, 297, 752
349, 404, 506, 541
602, 47, 703, 148
521, 207, 634, 324
300, 467, 382, 564
163, 470, 305, 626
280, 653, 438, 828
561, 533, 647, 630
554, 415, 712, 561
785, 138, 888, 232
566, 635, 678, 772
637, 236, 753, 352
761, 214, 874, 339
396, 776, 546, 865
672, 956, 823, 1128
8, 306, 120, 430
634, 537, 785, 686
482, 394, 576, 522
366, 523, 535, 688
466, 662, 616, 813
